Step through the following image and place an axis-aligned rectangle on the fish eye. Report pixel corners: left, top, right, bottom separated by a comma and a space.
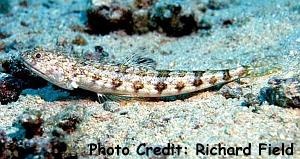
35, 53, 41, 58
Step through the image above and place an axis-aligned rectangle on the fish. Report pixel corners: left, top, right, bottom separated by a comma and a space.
20, 48, 248, 100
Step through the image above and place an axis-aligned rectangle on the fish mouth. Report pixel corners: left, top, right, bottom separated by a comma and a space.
20, 58, 56, 82
20, 57, 48, 78
20, 57, 73, 90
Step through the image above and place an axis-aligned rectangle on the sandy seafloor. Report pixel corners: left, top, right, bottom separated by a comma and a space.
0, 0, 300, 158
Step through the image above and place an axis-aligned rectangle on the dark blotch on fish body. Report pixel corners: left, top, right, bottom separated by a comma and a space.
155, 82, 167, 93
193, 79, 203, 87
175, 81, 185, 91
223, 70, 231, 80
111, 78, 123, 89
133, 81, 144, 93
209, 76, 217, 85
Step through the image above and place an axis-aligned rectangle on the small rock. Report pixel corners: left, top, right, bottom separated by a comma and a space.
94, 45, 104, 53
72, 35, 87, 46
86, 4, 133, 35
132, 9, 150, 34
20, 21, 29, 27
0, 128, 73, 158
198, 18, 212, 30
149, 0, 198, 37
103, 101, 120, 112
241, 93, 260, 107
258, 77, 300, 108
86, 0, 205, 37
58, 117, 81, 134
0, 73, 24, 105
54, 106, 85, 134
17, 110, 43, 139
258, 87, 277, 105
222, 19, 235, 27
49, 137, 68, 158
219, 84, 243, 99
119, 110, 128, 115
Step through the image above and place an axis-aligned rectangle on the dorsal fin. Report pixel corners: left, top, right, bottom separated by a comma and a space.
121, 53, 157, 69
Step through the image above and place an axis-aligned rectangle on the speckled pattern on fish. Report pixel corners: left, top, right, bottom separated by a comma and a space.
20, 48, 248, 98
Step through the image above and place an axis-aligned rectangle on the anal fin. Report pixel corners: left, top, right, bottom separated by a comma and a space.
96, 93, 132, 104
97, 93, 109, 103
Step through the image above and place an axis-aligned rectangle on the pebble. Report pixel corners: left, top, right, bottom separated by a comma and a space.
258, 77, 300, 108
219, 85, 243, 99
103, 101, 120, 113
0, 73, 24, 105
17, 110, 43, 139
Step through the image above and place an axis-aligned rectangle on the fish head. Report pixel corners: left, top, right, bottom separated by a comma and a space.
20, 48, 76, 90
